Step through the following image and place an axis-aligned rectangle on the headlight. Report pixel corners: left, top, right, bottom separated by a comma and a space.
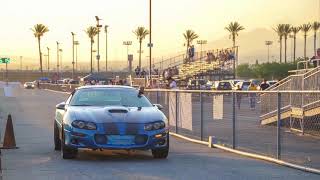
144, 121, 165, 131
144, 124, 154, 131
72, 120, 97, 130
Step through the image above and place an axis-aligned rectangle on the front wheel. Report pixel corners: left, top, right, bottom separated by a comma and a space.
54, 121, 61, 151
61, 126, 78, 159
152, 136, 169, 159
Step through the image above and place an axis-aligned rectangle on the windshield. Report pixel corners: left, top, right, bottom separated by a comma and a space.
69, 88, 153, 107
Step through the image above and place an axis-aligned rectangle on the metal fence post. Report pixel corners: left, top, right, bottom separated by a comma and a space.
156, 90, 160, 104
232, 92, 236, 149
175, 91, 178, 134
200, 92, 204, 141
277, 92, 281, 159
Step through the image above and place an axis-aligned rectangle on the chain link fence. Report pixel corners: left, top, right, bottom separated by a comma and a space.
145, 90, 320, 170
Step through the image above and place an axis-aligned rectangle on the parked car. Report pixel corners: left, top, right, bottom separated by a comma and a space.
23, 82, 35, 89
54, 86, 169, 159
213, 81, 233, 90
69, 80, 79, 85
57, 80, 64, 84
229, 79, 244, 87
187, 79, 208, 90
63, 79, 72, 84
234, 81, 251, 91
267, 80, 278, 87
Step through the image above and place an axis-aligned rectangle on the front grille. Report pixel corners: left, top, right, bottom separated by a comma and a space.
103, 123, 119, 135
103, 123, 141, 135
126, 123, 139, 135
94, 134, 148, 146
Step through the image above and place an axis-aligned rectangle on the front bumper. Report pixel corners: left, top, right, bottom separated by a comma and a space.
63, 125, 169, 150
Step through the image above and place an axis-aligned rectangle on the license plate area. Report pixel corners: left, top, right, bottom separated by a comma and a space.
107, 135, 135, 145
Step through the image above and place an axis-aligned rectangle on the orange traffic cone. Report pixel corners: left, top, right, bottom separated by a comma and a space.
1, 114, 18, 149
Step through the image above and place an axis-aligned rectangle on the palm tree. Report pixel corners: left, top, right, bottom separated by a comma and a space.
282, 24, 292, 63
85, 26, 99, 73
300, 23, 312, 60
312, 22, 320, 55
183, 30, 199, 58
291, 26, 301, 62
225, 22, 245, 48
225, 22, 244, 79
31, 24, 49, 76
133, 27, 149, 69
273, 24, 285, 63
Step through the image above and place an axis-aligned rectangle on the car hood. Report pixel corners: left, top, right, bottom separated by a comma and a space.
67, 106, 166, 124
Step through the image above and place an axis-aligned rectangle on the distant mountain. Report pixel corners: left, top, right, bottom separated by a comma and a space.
206, 28, 316, 64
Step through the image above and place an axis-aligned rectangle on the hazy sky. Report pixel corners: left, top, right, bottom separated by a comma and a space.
0, 0, 319, 68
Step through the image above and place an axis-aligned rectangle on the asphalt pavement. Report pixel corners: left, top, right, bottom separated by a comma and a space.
1, 87, 319, 180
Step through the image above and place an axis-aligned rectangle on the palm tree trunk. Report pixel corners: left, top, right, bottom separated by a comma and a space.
293, 35, 296, 63
233, 35, 236, 79
314, 32, 317, 56
139, 40, 142, 69
284, 36, 287, 63
304, 34, 307, 60
186, 41, 190, 62
280, 37, 282, 63
90, 40, 93, 73
38, 37, 43, 76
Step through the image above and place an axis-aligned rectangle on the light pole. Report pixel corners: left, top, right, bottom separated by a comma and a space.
149, 0, 152, 86
56, 41, 60, 74
105, 25, 109, 73
47, 47, 50, 74
265, 41, 273, 62
20, 56, 23, 71
95, 16, 102, 73
197, 40, 207, 59
71, 32, 75, 79
44, 54, 49, 76
92, 49, 97, 72
123, 41, 132, 59
74, 41, 79, 72
59, 49, 63, 76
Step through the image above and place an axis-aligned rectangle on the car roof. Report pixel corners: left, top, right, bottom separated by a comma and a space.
76, 85, 136, 90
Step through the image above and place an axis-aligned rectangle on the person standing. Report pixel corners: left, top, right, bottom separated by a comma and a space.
168, 77, 177, 89
311, 48, 320, 67
235, 85, 242, 109
135, 66, 141, 77
260, 79, 270, 90
248, 83, 257, 110
190, 45, 195, 61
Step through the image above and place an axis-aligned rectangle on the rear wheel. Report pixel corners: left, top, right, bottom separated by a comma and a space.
61, 125, 78, 159
152, 136, 169, 159
54, 121, 61, 151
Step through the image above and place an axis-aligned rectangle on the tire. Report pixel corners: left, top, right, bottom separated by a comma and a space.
61, 125, 78, 159
54, 121, 61, 151
152, 136, 169, 159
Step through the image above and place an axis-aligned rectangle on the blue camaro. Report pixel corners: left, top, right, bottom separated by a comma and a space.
54, 85, 169, 159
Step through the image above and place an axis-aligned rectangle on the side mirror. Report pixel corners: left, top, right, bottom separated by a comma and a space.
138, 87, 145, 98
56, 102, 66, 110
154, 104, 163, 110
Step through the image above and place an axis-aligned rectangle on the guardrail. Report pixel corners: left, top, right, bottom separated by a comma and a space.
40, 83, 320, 171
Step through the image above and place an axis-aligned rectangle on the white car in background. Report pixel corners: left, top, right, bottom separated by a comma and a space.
234, 81, 251, 91
24, 82, 35, 89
